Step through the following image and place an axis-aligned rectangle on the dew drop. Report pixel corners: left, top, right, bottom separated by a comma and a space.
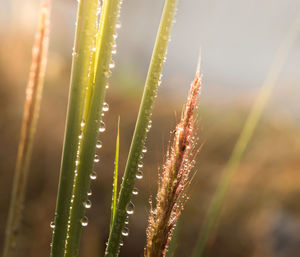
109, 61, 115, 69
111, 49, 117, 55
99, 121, 106, 132
121, 227, 129, 236
78, 134, 83, 139
138, 161, 143, 168
106, 84, 109, 89
116, 21, 121, 29
50, 221, 55, 229
126, 201, 135, 215
136, 170, 143, 180
81, 216, 88, 227
80, 121, 85, 127
87, 189, 92, 196
94, 154, 100, 163
142, 146, 147, 153
102, 102, 109, 112
96, 140, 102, 149
90, 171, 97, 180
132, 187, 138, 195
83, 200, 92, 209
124, 217, 129, 225
104, 70, 112, 78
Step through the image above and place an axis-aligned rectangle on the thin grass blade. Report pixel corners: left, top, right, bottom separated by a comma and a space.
110, 117, 120, 231
105, 0, 178, 256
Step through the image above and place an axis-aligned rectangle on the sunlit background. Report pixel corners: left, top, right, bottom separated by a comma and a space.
1, 0, 300, 256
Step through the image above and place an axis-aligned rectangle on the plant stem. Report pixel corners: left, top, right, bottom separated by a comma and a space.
2, 2, 51, 257
64, 0, 123, 256
191, 12, 300, 257
105, 0, 178, 256
50, 0, 98, 256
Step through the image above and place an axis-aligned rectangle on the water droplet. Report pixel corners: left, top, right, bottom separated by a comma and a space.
142, 146, 147, 153
75, 160, 79, 166
136, 170, 143, 179
111, 49, 117, 55
87, 189, 92, 196
132, 187, 138, 195
99, 121, 106, 132
102, 102, 109, 112
138, 161, 143, 168
106, 84, 109, 89
96, 140, 102, 149
50, 221, 55, 229
94, 154, 100, 163
125, 217, 129, 225
116, 21, 121, 29
109, 61, 115, 69
104, 70, 112, 78
81, 121, 85, 127
81, 216, 88, 227
122, 227, 129, 236
126, 201, 135, 215
90, 171, 97, 180
78, 134, 83, 139
83, 200, 92, 209
120, 241, 123, 246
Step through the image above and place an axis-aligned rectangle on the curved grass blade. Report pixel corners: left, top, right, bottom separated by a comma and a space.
105, 0, 178, 256
110, 117, 120, 231
64, 0, 123, 256
50, 0, 99, 256
3, 2, 51, 256
191, 12, 300, 257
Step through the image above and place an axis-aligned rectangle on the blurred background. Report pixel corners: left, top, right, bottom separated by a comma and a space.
1, 0, 300, 256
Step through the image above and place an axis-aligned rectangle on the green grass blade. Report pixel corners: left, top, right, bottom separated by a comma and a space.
3, 2, 51, 257
64, 0, 123, 256
105, 0, 178, 256
191, 13, 300, 257
110, 117, 120, 231
50, 0, 98, 256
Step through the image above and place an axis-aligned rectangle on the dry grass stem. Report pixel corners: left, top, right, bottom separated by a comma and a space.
3, 1, 51, 257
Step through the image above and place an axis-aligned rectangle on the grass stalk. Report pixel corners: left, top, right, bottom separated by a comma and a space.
105, 0, 178, 256
64, 0, 123, 256
191, 13, 300, 257
145, 66, 201, 257
50, 0, 99, 256
2, 1, 51, 257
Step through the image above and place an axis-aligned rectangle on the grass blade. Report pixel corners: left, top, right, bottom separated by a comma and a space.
110, 117, 120, 231
50, 0, 99, 256
191, 12, 300, 257
105, 0, 178, 256
64, 0, 123, 256
2, 1, 51, 256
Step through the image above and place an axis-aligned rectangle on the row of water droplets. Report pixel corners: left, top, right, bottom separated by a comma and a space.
116, 120, 152, 250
